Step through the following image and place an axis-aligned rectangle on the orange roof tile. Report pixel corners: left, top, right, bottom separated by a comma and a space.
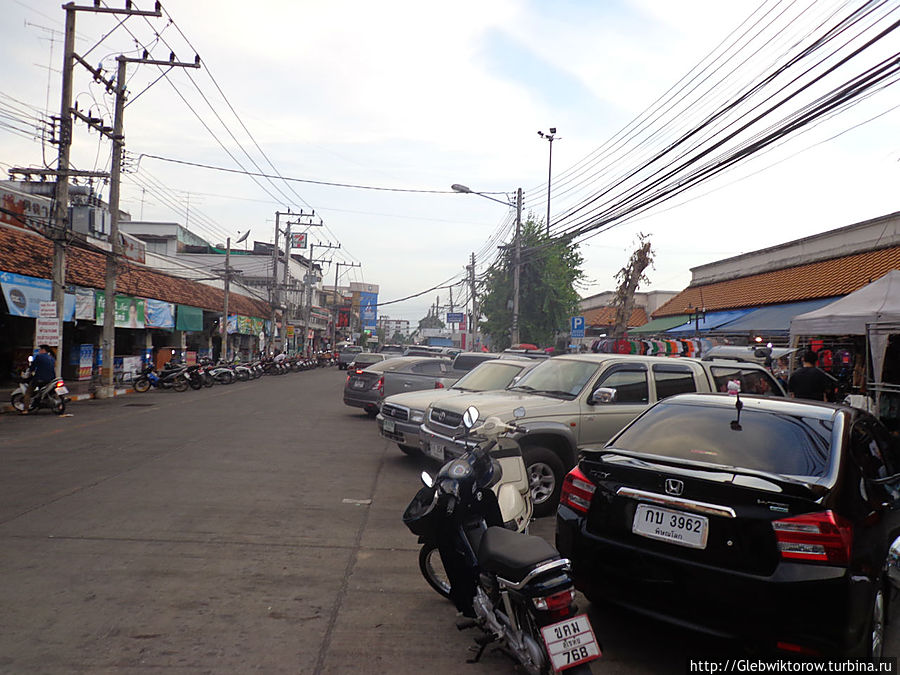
0, 224, 270, 318
653, 245, 900, 317
584, 306, 648, 327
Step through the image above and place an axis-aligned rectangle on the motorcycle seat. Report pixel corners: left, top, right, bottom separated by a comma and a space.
477, 526, 559, 582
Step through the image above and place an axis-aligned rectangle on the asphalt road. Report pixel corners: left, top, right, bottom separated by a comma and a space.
0, 368, 892, 674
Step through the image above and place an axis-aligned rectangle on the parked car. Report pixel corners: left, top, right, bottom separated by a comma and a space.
338, 345, 363, 370
378, 344, 405, 355
556, 393, 900, 657
348, 352, 388, 371
377, 357, 536, 455
450, 351, 499, 372
343, 356, 456, 417
499, 348, 550, 360
403, 345, 444, 357
420, 353, 786, 517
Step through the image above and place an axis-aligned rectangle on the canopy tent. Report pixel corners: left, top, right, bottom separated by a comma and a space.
790, 270, 900, 396
628, 314, 690, 334
713, 297, 839, 334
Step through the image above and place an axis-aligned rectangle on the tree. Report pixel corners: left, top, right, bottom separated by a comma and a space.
390, 330, 405, 344
479, 216, 585, 350
612, 233, 654, 338
418, 312, 445, 331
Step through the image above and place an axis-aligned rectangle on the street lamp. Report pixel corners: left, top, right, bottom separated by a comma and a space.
537, 127, 558, 236
451, 183, 524, 345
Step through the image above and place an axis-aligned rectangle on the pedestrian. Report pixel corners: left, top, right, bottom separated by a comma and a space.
788, 349, 833, 401
22, 344, 56, 414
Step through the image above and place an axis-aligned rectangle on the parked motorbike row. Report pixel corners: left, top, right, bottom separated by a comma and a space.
403, 407, 599, 674
132, 354, 333, 393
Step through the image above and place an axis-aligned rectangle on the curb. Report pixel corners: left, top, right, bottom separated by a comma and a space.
1, 387, 135, 414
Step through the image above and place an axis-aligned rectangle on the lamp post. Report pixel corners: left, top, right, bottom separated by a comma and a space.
451, 183, 523, 345
537, 127, 557, 236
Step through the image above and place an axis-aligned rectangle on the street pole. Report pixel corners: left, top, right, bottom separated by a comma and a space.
223, 236, 231, 361
512, 188, 522, 346
538, 128, 557, 237
469, 252, 476, 351
50, 5, 76, 379
282, 220, 291, 353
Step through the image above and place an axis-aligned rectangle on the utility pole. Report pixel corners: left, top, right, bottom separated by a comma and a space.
99, 51, 199, 397
469, 252, 476, 351
512, 187, 523, 346
449, 285, 455, 348
48, 2, 170, 387
537, 128, 558, 236
304, 241, 339, 356
280, 213, 321, 354
215, 231, 248, 362
271, 210, 300, 353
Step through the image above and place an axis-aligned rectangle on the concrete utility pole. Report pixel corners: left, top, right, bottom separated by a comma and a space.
512, 187, 523, 346
469, 252, 476, 351
304, 241, 339, 355
99, 51, 199, 397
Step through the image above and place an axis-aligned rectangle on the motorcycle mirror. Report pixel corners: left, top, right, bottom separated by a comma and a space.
420, 471, 434, 488
462, 406, 479, 430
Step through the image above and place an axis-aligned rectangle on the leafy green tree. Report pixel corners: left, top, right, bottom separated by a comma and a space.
418, 313, 445, 331
479, 217, 584, 350
391, 330, 406, 344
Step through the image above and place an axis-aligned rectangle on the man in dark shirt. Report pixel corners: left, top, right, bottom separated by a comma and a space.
788, 349, 833, 401
22, 344, 56, 413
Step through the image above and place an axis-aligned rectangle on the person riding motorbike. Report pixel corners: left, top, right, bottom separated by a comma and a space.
22, 344, 56, 415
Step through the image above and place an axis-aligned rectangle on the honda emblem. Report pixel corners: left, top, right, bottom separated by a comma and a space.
664, 479, 684, 496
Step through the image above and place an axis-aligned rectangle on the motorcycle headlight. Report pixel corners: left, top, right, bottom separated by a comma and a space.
410, 409, 424, 423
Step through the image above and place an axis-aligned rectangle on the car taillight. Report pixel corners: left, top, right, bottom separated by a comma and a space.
560, 466, 595, 515
355, 369, 364, 374
373, 376, 383, 394
772, 510, 853, 565
434, 381, 444, 389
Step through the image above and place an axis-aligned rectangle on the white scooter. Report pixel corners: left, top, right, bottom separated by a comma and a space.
10, 358, 68, 415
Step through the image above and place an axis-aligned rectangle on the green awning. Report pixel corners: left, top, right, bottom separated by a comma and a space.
176, 304, 204, 332
628, 314, 690, 334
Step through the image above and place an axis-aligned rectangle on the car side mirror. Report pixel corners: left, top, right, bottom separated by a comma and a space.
590, 387, 617, 404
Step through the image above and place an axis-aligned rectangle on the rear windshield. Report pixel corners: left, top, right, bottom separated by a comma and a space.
354, 354, 384, 365
609, 402, 834, 478
453, 354, 496, 371
452, 362, 524, 391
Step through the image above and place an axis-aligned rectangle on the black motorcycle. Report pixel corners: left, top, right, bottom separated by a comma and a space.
133, 363, 190, 393
403, 407, 600, 674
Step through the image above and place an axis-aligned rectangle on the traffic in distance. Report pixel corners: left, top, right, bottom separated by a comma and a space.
340, 340, 900, 664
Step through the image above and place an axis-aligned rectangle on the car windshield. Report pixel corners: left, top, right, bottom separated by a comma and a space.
609, 401, 835, 478
509, 359, 600, 399
452, 362, 524, 392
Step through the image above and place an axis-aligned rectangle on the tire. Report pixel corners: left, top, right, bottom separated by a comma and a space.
189, 376, 203, 390
523, 445, 566, 519
398, 444, 419, 456
173, 377, 189, 393
51, 395, 66, 415
867, 585, 886, 657
215, 371, 234, 385
11, 392, 25, 411
418, 543, 452, 601
203, 373, 214, 388
134, 376, 151, 393
236, 369, 250, 382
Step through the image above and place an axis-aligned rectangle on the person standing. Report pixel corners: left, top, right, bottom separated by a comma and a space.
22, 344, 56, 413
788, 349, 833, 401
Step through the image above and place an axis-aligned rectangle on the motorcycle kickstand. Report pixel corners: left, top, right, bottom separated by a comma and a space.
466, 633, 497, 664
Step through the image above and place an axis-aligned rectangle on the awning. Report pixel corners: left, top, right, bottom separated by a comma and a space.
666, 309, 757, 334
628, 314, 690, 334
712, 298, 840, 334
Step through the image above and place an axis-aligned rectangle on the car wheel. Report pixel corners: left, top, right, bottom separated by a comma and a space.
868, 585, 886, 657
523, 446, 565, 519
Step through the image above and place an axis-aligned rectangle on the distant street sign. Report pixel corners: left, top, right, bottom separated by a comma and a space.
446, 312, 464, 324
571, 315, 585, 338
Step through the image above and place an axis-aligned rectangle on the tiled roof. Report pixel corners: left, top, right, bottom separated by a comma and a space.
653, 245, 900, 317
584, 306, 648, 327
0, 224, 270, 317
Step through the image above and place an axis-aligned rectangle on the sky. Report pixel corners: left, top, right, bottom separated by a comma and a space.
1, 0, 898, 324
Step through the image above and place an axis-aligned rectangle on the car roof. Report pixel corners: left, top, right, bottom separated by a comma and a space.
548, 353, 773, 371
658, 392, 846, 420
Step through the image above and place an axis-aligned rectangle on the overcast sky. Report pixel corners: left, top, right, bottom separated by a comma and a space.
2, 0, 898, 323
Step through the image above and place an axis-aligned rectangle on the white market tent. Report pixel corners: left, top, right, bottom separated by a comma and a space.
790, 269, 900, 403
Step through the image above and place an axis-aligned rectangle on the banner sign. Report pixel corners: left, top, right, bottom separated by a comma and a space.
251, 317, 265, 335
95, 292, 145, 329
78, 344, 93, 380
226, 314, 260, 335
74, 287, 95, 321
291, 232, 307, 249
176, 304, 203, 332
359, 291, 378, 329
337, 306, 350, 327
145, 299, 175, 329
35, 317, 60, 346
0, 271, 75, 320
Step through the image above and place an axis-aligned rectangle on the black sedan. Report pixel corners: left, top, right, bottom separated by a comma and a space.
556, 392, 900, 657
